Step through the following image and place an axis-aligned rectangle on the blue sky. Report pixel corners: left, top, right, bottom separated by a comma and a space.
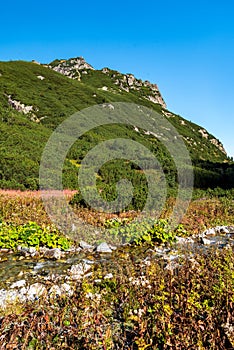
1, 0, 234, 157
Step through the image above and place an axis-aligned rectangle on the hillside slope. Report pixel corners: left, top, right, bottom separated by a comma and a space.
0, 58, 232, 192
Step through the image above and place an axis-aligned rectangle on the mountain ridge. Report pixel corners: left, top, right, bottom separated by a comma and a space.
43, 57, 167, 109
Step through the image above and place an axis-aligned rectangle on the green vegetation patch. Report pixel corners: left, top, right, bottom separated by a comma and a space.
104, 217, 184, 245
0, 221, 72, 251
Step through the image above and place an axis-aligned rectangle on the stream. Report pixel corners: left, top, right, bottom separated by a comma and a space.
0, 225, 233, 308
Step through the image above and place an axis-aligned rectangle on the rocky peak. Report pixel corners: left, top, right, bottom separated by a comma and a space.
47, 57, 94, 80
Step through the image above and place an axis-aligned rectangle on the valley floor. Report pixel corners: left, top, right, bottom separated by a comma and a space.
0, 190, 233, 349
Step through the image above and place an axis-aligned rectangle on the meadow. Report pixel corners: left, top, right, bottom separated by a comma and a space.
0, 190, 233, 349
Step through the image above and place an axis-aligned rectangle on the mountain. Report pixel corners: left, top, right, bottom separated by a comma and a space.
0, 57, 232, 194
46, 57, 166, 108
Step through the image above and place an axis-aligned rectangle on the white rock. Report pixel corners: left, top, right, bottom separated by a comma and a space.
85, 292, 101, 300
96, 242, 112, 253
104, 273, 113, 279
164, 262, 180, 273
34, 262, 46, 270
8, 95, 34, 115
28, 247, 38, 257
107, 103, 115, 110
164, 254, 180, 261
204, 228, 216, 236
19, 287, 28, 296
49, 285, 62, 297
154, 247, 170, 255
0, 290, 20, 308
215, 226, 229, 234
10, 280, 26, 289
27, 283, 46, 301
175, 236, 194, 244
201, 237, 212, 245
70, 262, 91, 280
43, 248, 62, 260
61, 283, 73, 296
94, 279, 102, 283
79, 241, 94, 251
109, 244, 117, 250
28, 246, 37, 254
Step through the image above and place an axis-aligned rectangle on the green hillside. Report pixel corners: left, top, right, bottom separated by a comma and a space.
0, 58, 233, 198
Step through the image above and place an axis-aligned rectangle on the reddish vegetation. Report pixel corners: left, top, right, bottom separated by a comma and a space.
0, 190, 233, 234
0, 189, 77, 198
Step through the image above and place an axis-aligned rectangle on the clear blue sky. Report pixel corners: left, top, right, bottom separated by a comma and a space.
1, 0, 234, 157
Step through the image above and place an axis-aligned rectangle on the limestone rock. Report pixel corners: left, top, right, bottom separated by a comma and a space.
203, 228, 216, 236
49, 57, 94, 80
42, 248, 62, 260
37, 75, 45, 80
79, 241, 94, 251
10, 279, 26, 289
27, 283, 46, 300
70, 262, 92, 280
48, 285, 62, 297
175, 236, 194, 245
215, 226, 229, 234
8, 95, 34, 114
96, 242, 113, 254
60, 283, 73, 296
201, 237, 212, 245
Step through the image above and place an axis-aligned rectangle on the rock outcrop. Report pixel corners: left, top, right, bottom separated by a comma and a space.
48, 57, 94, 80
101, 68, 166, 108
